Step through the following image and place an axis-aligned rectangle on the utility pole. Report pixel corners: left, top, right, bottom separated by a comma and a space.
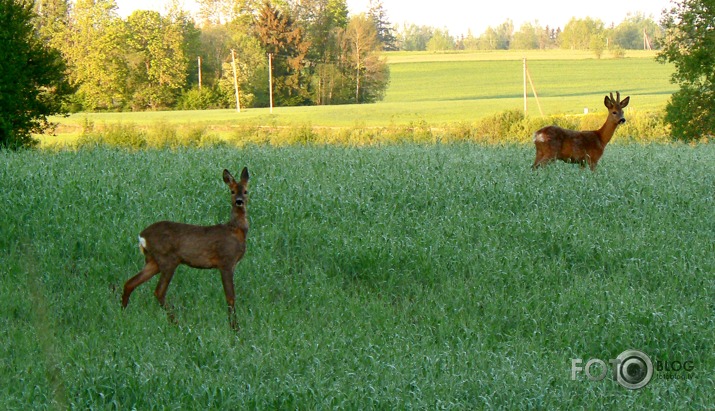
523, 58, 544, 117
525, 62, 544, 117
198, 56, 202, 90
523, 58, 528, 115
268, 53, 274, 114
231, 49, 240, 113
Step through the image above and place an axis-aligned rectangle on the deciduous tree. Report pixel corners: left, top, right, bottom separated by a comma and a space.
218, 1, 266, 108
475, 20, 513, 50
560, 17, 604, 50
254, 1, 310, 106
63, 0, 127, 110
292, 0, 349, 104
397, 23, 433, 51
0, 0, 72, 148
341, 13, 389, 103
657, 0, 715, 140
32, 0, 69, 48
610, 13, 662, 50
125, 10, 188, 109
426, 28, 455, 51
197, 0, 234, 24
512, 22, 540, 50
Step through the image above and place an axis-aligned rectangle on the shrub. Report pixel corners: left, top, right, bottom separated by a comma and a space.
64, 109, 673, 150
76, 123, 147, 150
610, 46, 626, 59
146, 122, 179, 149
620, 110, 670, 143
176, 87, 223, 110
474, 109, 525, 143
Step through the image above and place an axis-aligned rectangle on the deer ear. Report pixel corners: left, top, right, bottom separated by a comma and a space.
240, 167, 249, 183
223, 169, 235, 185
620, 96, 630, 108
604, 95, 613, 109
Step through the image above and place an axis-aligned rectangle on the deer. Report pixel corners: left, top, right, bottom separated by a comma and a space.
121, 167, 249, 331
532, 92, 630, 171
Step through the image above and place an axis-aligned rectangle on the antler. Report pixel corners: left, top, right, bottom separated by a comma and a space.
607, 91, 622, 105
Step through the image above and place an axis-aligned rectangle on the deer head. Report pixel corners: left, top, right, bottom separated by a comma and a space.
604, 91, 630, 125
223, 167, 249, 228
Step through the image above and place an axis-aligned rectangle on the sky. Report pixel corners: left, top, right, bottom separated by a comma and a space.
115, 0, 674, 37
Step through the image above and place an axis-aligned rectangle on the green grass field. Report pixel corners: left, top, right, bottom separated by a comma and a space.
42, 50, 676, 146
384, 51, 672, 109
1, 145, 713, 408
5, 50, 711, 408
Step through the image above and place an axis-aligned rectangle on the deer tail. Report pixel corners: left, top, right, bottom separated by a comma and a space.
138, 236, 147, 255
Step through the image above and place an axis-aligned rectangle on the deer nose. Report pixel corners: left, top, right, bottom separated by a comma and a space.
619, 118, 626, 124
236, 198, 244, 206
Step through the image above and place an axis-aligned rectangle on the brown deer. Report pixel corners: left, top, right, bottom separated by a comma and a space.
532, 92, 630, 170
121, 167, 249, 330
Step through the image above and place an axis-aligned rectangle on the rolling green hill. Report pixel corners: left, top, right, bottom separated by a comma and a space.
43, 50, 675, 146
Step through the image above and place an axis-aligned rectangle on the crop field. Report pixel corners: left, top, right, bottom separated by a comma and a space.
41, 50, 676, 145
1, 144, 714, 408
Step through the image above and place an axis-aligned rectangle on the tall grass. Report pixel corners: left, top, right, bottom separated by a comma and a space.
42, 108, 670, 150
1, 145, 713, 408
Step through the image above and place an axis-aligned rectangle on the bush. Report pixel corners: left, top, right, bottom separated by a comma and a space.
609, 46, 626, 59
176, 87, 223, 110
146, 122, 179, 149
76, 123, 147, 150
620, 110, 670, 143
474, 109, 526, 143
663, 87, 715, 141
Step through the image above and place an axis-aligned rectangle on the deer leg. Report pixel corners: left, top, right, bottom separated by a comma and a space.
122, 258, 160, 308
587, 155, 600, 171
532, 152, 543, 169
153, 263, 179, 324
533, 156, 551, 169
219, 268, 238, 331
532, 145, 551, 169
153, 261, 179, 308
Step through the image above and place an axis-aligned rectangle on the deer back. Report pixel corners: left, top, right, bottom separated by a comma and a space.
139, 221, 246, 270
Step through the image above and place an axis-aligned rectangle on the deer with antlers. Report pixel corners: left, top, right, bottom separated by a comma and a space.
532, 92, 630, 170
121, 168, 250, 330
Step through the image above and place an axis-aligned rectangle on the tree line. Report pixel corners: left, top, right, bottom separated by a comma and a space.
396, 13, 663, 57
1, 0, 712, 149
31, 0, 392, 112
27, 0, 663, 113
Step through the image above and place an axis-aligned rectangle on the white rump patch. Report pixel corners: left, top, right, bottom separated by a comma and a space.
138, 236, 147, 254
533, 132, 547, 143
